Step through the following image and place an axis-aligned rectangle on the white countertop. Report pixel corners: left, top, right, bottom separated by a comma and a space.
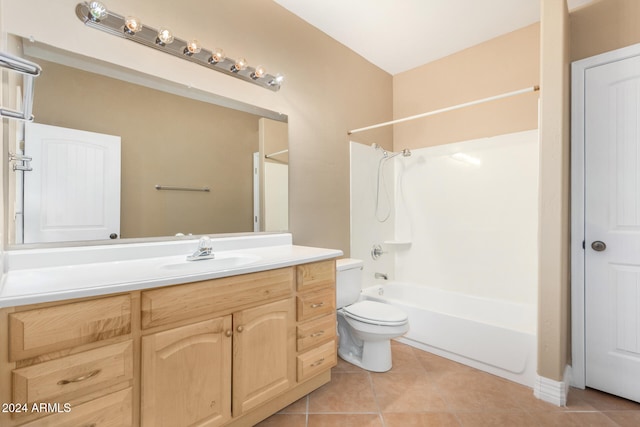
0, 234, 343, 308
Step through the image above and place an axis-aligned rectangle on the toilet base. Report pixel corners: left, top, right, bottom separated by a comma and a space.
338, 339, 392, 372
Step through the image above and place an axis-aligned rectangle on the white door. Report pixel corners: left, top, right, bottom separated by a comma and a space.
263, 161, 288, 232
253, 152, 261, 232
584, 54, 640, 402
24, 123, 121, 243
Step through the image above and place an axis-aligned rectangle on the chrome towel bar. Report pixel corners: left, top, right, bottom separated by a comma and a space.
0, 52, 42, 122
155, 185, 210, 192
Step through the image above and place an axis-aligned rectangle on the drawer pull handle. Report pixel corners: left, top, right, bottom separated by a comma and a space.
225, 329, 233, 337
310, 302, 325, 308
57, 369, 101, 385
310, 330, 325, 338
310, 358, 325, 367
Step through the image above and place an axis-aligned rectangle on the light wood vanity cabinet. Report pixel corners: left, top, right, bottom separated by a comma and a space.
231, 298, 295, 416
141, 317, 232, 427
295, 260, 338, 382
141, 297, 295, 427
0, 294, 134, 426
8, 294, 131, 361
0, 260, 337, 427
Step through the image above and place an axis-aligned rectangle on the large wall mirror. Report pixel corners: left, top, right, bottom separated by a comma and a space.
6, 41, 288, 246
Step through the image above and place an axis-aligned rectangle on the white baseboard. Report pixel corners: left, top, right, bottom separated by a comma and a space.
534, 365, 572, 406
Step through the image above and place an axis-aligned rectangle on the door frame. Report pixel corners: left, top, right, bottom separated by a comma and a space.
571, 42, 640, 389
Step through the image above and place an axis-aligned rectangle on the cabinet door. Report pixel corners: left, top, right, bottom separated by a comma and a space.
232, 298, 295, 416
141, 317, 232, 427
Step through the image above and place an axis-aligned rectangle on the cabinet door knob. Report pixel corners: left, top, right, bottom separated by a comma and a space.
236, 325, 244, 333
225, 329, 233, 337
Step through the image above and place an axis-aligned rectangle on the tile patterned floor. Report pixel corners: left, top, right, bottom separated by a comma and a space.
256, 341, 640, 427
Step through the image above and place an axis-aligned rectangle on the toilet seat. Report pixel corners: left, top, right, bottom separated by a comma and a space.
342, 300, 408, 327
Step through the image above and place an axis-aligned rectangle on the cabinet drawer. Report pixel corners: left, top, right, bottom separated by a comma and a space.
13, 341, 133, 406
296, 260, 335, 291
9, 295, 131, 361
296, 288, 335, 321
296, 341, 336, 382
18, 387, 133, 427
142, 267, 294, 328
297, 313, 336, 352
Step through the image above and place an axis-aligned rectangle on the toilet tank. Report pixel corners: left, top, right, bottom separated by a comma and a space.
336, 258, 364, 308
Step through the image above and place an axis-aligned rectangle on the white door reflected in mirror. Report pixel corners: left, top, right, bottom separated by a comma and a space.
23, 123, 121, 244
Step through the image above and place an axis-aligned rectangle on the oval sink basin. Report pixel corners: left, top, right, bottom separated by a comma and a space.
162, 253, 261, 273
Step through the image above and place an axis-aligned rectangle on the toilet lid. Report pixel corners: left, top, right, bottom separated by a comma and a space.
343, 300, 408, 326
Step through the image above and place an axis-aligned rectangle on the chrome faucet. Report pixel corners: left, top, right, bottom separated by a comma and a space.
374, 272, 388, 280
187, 236, 215, 261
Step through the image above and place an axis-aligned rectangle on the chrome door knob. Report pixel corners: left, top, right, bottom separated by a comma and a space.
591, 241, 606, 251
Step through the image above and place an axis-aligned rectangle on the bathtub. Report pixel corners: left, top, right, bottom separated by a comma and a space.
361, 282, 537, 387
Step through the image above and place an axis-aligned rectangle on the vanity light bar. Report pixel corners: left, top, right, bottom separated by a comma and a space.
75, 2, 283, 91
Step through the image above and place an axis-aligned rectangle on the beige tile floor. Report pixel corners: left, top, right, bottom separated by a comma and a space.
256, 341, 640, 427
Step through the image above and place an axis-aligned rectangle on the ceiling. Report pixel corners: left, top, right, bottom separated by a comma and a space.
273, 0, 594, 75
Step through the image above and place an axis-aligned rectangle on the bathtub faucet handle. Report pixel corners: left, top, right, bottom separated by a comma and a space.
371, 244, 386, 260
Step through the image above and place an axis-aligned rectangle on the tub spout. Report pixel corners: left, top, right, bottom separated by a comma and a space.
374, 272, 388, 280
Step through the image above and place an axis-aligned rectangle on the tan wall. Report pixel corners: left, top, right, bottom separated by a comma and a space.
392, 24, 540, 151
538, 0, 571, 382
571, 0, 640, 61
32, 60, 259, 238
2, 0, 394, 254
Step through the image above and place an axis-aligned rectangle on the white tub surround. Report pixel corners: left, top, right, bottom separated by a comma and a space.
362, 283, 537, 387
350, 130, 539, 387
0, 233, 343, 307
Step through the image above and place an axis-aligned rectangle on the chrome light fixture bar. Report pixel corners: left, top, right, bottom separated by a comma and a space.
75, 2, 284, 91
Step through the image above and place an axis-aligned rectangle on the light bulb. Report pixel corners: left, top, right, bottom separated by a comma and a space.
251, 65, 266, 79
184, 40, 201, 56
269, 73, 284, 86
124, 16, 142, 34
209, 48, 225, 64
88, 1, 108, 21
231, 57, 247, 72
156, 28, 174, 45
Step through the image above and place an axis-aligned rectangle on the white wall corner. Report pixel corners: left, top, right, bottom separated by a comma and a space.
534, 365, 572, 406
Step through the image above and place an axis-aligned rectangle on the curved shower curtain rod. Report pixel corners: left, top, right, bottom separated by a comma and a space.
347, 85, 540, 135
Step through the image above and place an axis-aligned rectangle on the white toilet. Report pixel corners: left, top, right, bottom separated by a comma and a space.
336, 258, 409, 372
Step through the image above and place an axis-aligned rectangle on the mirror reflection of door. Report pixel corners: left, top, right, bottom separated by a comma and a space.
23, 123, 121, 243
259, 118, 289, 232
